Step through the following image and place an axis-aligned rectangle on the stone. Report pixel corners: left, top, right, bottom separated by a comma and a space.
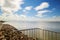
0, 24, 36, 40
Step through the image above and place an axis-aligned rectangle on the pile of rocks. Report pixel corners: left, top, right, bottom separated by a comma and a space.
0, 24, 36, 40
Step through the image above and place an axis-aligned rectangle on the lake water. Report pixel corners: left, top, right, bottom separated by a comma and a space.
4, 21, 60, 32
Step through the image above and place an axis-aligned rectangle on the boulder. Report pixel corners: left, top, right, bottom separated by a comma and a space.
0, 24, 36, 40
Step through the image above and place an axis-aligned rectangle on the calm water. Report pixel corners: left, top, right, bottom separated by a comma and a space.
4, 21, 60, 32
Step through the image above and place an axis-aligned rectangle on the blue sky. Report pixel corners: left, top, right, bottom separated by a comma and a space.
19, 0, 60, 17
0, 0, 60, 21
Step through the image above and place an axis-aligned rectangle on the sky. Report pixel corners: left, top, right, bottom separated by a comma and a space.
0, 0, 60, 21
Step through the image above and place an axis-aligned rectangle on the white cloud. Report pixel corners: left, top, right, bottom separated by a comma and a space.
0, 13, 27, 21
23, 10, 28, 14
0, 0, 60, 22
49, 16, 60, 21
24, 6, 32, 10
22, 6, 32, 15
0, 13, 60, 22
0, 0, 24, 21
35, 2, 49, 11
0, 0, 33, 21
34, 2, 51, 17
0, 14, 38, 21
1, 0, 24, 11
1, 0, 24, 12
34, 2, 50, 17
0, 0, 33, 22
36, 10, 51, 17
39, 16, 60, 22
0, 0, 5, 6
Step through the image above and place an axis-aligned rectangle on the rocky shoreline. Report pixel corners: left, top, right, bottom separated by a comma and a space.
0, 24, 36, 40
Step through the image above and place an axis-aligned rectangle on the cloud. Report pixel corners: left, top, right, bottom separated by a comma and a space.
0, 0, 5, 6
0, 1, 60, 22
0, 12, 60, 22
1, 0, 24, 12
36, 10, 51, 17
36, 16, 60, 22
22, 6, 32, 15
0, 13, 27, 21
48, 16, 60, 21
1, 0, 24, 11
0, 0, 33, 21
0, 0, 24, 21
24, 6, 32, 10
35, 2, 49, 11
34, 2, 51, 17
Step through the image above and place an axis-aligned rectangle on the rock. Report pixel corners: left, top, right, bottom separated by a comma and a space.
0, 24, 36, 40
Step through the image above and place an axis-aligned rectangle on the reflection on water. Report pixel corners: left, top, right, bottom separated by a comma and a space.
4, 21, 60, 32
